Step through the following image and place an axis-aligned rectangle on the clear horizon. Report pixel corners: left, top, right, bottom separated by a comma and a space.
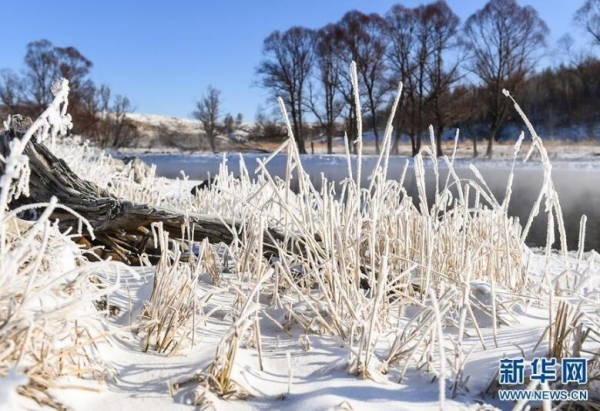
2, 0, 594, 122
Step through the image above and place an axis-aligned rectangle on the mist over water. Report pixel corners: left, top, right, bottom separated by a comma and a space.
139, 153, 600, 252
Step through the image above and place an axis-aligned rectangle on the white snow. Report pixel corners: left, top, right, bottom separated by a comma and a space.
0, 368, 29, 411
41, 249, 600, 411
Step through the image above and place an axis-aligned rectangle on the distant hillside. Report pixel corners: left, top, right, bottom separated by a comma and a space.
125, 113, 257, 151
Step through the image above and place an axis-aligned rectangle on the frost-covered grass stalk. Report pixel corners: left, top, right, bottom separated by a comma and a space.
0, 79, 130, 409
138, 223, 208, 355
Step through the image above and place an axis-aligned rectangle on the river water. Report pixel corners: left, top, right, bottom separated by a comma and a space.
138, 153, 600, 252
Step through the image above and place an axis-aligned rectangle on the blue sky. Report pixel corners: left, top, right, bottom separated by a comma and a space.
1, 0, 593, 120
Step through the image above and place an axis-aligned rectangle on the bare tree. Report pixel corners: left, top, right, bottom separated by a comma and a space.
463, 0, 548, 157
193, 85, 221, 152
256, 27, 315, 154
386, 2, 462, 157
235, 113, 243, 129
410, 5, 436, 156
97, 83, 112, 146
223, 113, 234, 134
23, 39, 59, 112
0, 39, 140, 145
1, 39, 98, 135
457, 85, 487, 157
575, 0, 600, 44
326, 24, 360, 153
54, 46, 93, 90
424, 1, 462, 157
110, 94, 138, 148
0, 70, 24, 116
306, 24, 344, 154
96, 84, 139, 149
385, 4, 418, 155
21, 40, 94, 118
253, 105, 285, 140
54, 45, 97, 135
334, 11, 389, 154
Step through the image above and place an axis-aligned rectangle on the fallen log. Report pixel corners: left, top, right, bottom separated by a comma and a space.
0, 115, 306, 265
190, 174, 226, 195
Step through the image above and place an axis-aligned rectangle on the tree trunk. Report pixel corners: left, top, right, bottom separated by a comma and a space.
208, 132, 216, 153
435, 125, 444, 158
392, 128, 401, 156
0, 126, 309, 265
289, 104, 306, 155
368, 94, 380, 155
486, 123, 500, 158
346, 109, 357, 155
410, 133, 418, 157
485, 137, 493, 158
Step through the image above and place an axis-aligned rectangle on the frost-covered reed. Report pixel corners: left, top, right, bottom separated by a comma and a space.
0, 80, 133, 409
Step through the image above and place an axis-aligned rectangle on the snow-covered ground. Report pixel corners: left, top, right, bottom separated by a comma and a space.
126, 113, 255, 150
128, 113, 203, 131
45, 250, 600, 411
6, 245, 599, 411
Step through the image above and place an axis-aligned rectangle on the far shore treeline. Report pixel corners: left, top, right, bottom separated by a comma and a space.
2, 0, 600, 157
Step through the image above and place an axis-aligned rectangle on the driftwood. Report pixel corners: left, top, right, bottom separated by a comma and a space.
0, 117, 307, 265
190, 175, 221, 196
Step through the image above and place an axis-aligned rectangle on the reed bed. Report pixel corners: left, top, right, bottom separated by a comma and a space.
0, 80, 131, 409
166, 72, 599, 407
